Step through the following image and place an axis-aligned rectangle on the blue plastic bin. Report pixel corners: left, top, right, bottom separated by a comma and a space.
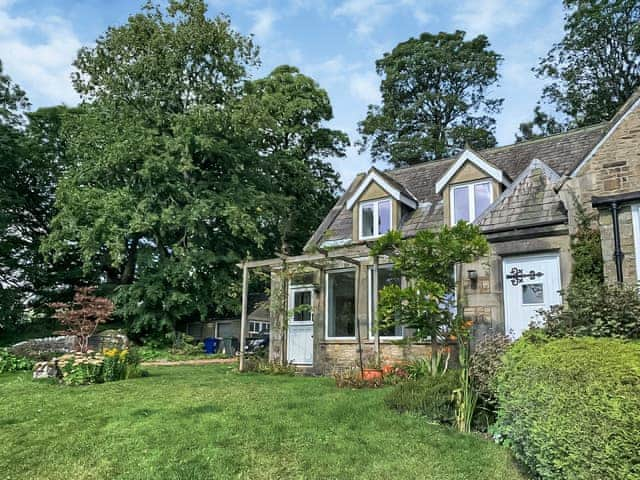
203, 337, 218, 354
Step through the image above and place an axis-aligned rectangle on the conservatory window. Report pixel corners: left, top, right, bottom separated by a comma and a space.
368, 265, 403, 338
326, 269, 356, 339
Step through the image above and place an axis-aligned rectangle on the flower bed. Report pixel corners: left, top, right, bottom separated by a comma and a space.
33, 348, 142, 385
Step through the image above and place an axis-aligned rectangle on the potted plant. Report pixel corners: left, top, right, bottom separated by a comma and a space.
361, 356, 383, 381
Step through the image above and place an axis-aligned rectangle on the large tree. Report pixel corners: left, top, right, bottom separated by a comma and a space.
237, 65, 348, 254
536, 0, 640, 126
44, 1, 347, 338
359, 31, 503, 168
0, 62, 82, 334
43, 0, 264, 337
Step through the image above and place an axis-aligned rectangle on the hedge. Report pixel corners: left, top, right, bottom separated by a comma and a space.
494, 335, 640, 480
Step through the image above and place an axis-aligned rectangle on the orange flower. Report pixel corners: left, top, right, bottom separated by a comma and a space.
448, 334, 457, 341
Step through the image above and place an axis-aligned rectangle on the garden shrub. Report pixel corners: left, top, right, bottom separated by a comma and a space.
0, 348, 34, 373
61, 354, 104, 386
539, 280, 640, 339
385, 371, 458, 423
469, 332, 511, 407
494, 336, 640, 480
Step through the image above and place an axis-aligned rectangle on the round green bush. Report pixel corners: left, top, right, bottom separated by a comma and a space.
0, 348, 34, 373
384, 371, 458, 424
494, 336, 640, 480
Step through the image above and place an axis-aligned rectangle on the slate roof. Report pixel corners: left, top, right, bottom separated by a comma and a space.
306, 122, 609, 250
474, 159, 567, 232
369, 166, 419, 204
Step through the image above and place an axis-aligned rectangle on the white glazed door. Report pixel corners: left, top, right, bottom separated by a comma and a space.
503, 254, 562, 338
287, 287, 314, 365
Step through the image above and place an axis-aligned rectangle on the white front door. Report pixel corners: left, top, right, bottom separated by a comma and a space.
503, 253, 562, 338
287, 287, 314, 365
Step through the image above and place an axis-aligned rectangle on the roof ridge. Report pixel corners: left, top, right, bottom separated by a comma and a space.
382, 121, 608, 176
478, 122, 608, 155
385, 155, 456, 174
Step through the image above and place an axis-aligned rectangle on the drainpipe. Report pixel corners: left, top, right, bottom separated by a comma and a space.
591, 193, 640, 283
610, 201, 624, 283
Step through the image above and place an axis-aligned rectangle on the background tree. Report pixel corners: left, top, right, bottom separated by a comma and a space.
237, 65, 349, 254
0, 62, 83, 336
0, 60, 28, 330
515, 106, 566, 142
535, 0, 640, 127
359, 31, 503, 168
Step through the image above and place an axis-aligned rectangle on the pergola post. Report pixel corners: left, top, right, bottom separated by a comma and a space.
239, 261, 249, 372
372, 255, 380, 367
355, 264, 364, 377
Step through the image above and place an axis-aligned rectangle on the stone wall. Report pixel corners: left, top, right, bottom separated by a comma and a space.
571, 98, 640, 284
458, 233, 572, 340
574, 104, 640, 204
11, 330, 128, 359
316, 342, 435, 375
10, 336, 76, 358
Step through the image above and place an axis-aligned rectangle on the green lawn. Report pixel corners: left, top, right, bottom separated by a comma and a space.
0, 365, 525, 480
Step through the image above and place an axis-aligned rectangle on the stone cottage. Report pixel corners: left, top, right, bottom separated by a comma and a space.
239, 89, 640, 374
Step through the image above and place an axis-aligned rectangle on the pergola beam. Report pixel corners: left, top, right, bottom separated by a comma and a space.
237, 247, 371, 371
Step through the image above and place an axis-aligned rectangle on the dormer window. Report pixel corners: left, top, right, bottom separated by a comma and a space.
451, 181, 492, 224
360, 199, 391, 239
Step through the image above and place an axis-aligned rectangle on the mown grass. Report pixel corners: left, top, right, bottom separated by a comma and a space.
0, 365, 525, 479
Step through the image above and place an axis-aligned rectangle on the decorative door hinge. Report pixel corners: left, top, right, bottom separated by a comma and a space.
506, 267, 544, 286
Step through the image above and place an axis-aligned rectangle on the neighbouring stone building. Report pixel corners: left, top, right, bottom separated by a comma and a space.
240, 89, 640, 374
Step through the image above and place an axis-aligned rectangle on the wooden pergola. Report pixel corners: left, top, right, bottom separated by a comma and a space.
236, 246, 383, 372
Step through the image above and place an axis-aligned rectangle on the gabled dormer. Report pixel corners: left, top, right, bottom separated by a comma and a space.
435, 149, 511, 225
345, 167, 418, 242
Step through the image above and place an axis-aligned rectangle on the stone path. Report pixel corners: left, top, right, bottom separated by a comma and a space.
141, 358, 237, 366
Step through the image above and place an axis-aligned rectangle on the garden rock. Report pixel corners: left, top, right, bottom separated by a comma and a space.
32, 360, 60, 379
87, 330, 129, 351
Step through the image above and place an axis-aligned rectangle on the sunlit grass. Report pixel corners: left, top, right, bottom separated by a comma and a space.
0, 365, 525, 479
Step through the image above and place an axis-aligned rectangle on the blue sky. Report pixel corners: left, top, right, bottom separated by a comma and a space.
0, 0, 565, 185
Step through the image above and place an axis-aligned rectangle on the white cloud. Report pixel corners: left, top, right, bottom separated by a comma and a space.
400, 0, 432, 25
413, 9, 432, 25
301, 54, 363, 86
453, 0, 540, 37
0, 4, 81, 107
333, 0, 433, 37
349, 71, 380, 104
333, 0, 393, 37
249, 8, 278, 39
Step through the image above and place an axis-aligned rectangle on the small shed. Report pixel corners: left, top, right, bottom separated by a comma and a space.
185, 306, 270, 341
